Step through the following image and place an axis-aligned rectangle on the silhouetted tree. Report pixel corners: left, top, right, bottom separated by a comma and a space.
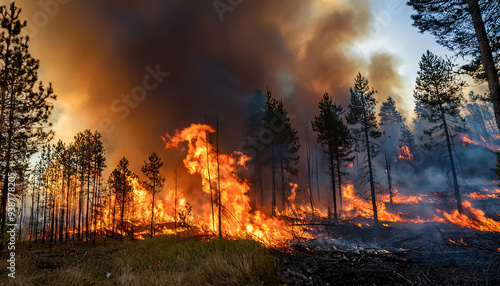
108, 157, 134, 236
414, 51, 466, 213
141, 152, 165, 238
378, 97, 404, 205
407, 0, 500, 130
312, 92, 353, 219
346, 73, 381, 225
0, 3, 56, 247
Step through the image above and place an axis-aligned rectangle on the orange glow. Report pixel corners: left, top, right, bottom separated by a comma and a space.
288, 183, 297, 203
462, 136, 477, 146
162, 124, 310, 246
398, 145, 413, 161
465, 189, 500, 200
434, 201, 500, 232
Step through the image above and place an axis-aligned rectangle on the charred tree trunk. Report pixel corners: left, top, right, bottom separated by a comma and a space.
271, 146, 276, 217
334, 143, 343, 216
316, 148, 320, 204
385, 151, 393, 205
280, 151, 286, 211
361, 96, 378, 225
328, 145, 338, 220
440, 104, 463, 214
216, 113, 222, 239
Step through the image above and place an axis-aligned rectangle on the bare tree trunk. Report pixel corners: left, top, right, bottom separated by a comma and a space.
316, 148, 320, 204
467, 0, 500, 130
440, 104, 463, 213
205, 127, 215, 233
271, 146, 276, 217
216, 112, 222, 239
334, 143, 343, 217
361, 96, 378, 225
385, 151, 393, 205
328, 146, 338, 220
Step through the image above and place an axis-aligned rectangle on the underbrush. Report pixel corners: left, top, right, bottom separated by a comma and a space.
0, 236, 281, 286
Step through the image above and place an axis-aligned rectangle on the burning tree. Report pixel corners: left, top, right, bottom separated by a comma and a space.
108, 157, 135, 236
399, 123, 417, 159
413, 50, 466, 214
141, 152, 165, 238
312, 92, 353, 219
346, 73, 381, 225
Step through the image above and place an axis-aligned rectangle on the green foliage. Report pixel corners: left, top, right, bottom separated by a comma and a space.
312, 92, 354, 169
346, 73, 381, 163
407, 0, 500, 82
141, 152, 165, 194
379, 97, 403, 127
413, 51, 466, 150
263, 89, 300, 176
399, 123, 417, 153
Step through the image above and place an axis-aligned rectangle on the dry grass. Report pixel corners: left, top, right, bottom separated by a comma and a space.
0, 236, 281, 285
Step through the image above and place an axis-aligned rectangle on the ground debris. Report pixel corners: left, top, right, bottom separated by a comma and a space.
274, 242, 500, 286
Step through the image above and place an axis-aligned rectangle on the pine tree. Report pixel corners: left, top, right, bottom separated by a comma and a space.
141, 152, 165, 238
346, 73, 381, 225
407, 0, 500, 130
414, 50, 466, 213
263, 88, 300, 214
378, 97, 404, 205
312, 92, 353, 219
399, 123, 416, 155
0, 3, 56, 246
108, 157, 134, 236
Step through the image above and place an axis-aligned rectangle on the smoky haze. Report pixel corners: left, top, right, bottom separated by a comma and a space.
15, 0, 406, 178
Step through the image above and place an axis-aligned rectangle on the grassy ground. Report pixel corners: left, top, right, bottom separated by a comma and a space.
0, 236, 281, 285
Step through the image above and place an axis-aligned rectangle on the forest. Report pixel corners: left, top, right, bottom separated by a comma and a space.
0, 1, 500, 285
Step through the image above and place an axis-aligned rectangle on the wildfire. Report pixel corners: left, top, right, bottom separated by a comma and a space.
398, 145, 413, 161
465, 189, 500, 201
435, 201, 500, 232
162, 124, 309, 246
288, 183, 297, 203
95, 124, 500, 244
462, 136, 477, 146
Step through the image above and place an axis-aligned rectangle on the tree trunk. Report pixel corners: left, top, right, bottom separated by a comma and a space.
216, 113, 222, 239
385, 151, 393, 205
467, 0, 500, 130
316, 149, 320, 204
280, 152, 286, 211
328, 146, 338, 220
271, 146, 276, 217
362, 97, 378, 225
334, 143, 343, 217
440, 105, 463, 213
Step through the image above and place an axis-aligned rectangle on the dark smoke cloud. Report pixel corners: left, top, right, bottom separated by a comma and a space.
14, 0, 405, 178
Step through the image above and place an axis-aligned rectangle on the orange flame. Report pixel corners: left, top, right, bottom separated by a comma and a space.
398, 145, 413, 161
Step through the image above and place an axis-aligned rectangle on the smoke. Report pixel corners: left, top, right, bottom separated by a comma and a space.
13, 0, 406, 179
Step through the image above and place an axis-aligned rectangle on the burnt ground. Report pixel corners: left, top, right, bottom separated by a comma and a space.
274, 221, 500, 286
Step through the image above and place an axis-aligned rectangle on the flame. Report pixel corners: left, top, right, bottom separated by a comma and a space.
288, 183, 297, 203
462, 136, 477, 146
162, 124, 309, 245
465, 189, 500, 201
462, 135, 500, 151
435, 201, 500, 232
398, 145, 413, 161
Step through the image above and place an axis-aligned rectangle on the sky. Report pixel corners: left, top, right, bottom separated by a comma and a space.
5, 0, 459, 173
